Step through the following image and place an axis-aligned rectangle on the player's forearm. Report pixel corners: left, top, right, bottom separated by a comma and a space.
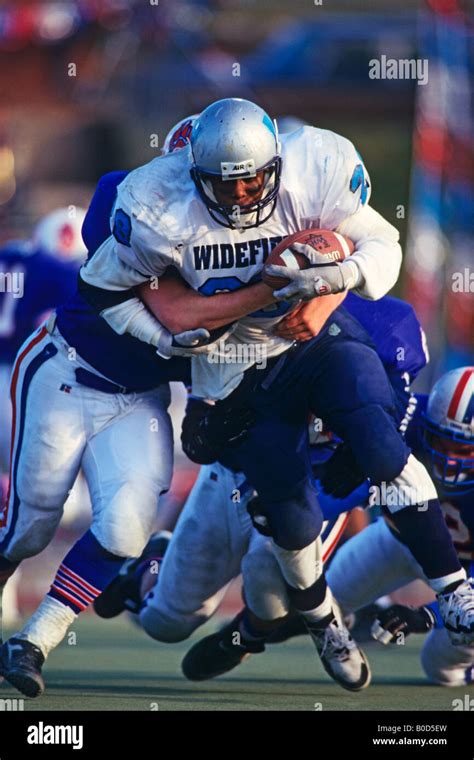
138, 277, 276, 334
337, 206, 402, 300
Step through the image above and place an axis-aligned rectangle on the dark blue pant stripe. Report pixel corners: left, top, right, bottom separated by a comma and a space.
0, 342, 58, 554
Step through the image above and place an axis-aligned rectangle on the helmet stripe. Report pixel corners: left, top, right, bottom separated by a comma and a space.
464, 391, 474, 426
447, 368, 474, 423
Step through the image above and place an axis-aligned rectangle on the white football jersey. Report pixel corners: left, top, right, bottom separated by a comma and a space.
82, 126, 402, 399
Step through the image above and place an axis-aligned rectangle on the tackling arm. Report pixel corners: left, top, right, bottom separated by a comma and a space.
137, 268, 277, 334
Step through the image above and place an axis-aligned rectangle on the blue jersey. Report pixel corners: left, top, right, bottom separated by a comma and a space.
344, 292, 428, 384
0, 241, 79, 364
407, 394, 474, 566
56, 171, 191, 389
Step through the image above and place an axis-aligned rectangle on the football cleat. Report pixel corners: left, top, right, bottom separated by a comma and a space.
93, 531, 171, 619
0, 637, 45, 698
437, 578, 474, 645
305, 606, 371, 692
181, 612, 265, 681
265, 612, 307, 644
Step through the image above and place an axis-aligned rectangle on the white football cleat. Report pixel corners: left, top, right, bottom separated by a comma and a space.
437, 578, 474, 646
305, 604, 371, 691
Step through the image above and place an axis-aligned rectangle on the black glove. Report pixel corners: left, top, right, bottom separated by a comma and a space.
181, 397, 256, 465
319, 443, 366, 498
371, 604, 436, 645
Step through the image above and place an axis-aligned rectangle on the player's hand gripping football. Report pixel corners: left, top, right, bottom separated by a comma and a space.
266, 243, 359, 301
371, 604, 436, 645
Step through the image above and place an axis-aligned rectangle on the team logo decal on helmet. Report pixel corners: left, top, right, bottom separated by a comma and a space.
422, 367, 474, 494
189, 98, 282, 230
162, 115, 199, 155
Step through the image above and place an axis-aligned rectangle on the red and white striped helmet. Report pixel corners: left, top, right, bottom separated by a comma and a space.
423, 367, 474, 494
427, 367, 474, 438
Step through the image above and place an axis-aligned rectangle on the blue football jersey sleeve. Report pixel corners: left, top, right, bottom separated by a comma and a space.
82, 170, 129, 256
345, 293, 429, 382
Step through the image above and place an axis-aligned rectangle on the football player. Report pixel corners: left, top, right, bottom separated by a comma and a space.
0, 210, 87, 625
0, 208, 87, 480
333, 367, 474, 687
181, 366, 473, 687
92, 291, 428, 686
2, 99, 471, 696
0, 114, 347, 697
70, 98, 471, 685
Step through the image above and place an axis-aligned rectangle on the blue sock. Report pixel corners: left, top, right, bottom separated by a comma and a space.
389, 499, 463, 582
425, 600, 444, 629
47, 530, 124, 614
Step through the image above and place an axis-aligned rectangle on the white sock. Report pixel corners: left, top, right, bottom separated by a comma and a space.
15, 596, 77, 658
271, 537, 322, 590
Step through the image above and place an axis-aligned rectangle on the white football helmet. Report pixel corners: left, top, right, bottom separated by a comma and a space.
422, 367, 474, 494
33, 207, 87, 261
190, 98, 281, 229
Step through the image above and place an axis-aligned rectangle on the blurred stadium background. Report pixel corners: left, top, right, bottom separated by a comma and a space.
0, 0, 472, 627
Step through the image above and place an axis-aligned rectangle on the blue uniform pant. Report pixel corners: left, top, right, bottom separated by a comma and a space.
219, 307, 410, 550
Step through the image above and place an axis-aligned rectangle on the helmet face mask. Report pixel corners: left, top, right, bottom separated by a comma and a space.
422, 419, 474, 495
190, 98, 282, 230
421, 367, 474, 496
190, 156, 281, 230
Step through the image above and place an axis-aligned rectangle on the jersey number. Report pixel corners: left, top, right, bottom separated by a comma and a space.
350, 164, 369, 205
198, 276, 291, 318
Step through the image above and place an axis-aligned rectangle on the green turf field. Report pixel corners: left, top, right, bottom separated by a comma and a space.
0, 615, 470, 711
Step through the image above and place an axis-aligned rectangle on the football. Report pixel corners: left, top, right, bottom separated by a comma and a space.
262, 228, 355, 290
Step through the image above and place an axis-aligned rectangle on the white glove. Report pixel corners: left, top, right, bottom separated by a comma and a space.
156, 328, 215, 359
266, 243, 360, 301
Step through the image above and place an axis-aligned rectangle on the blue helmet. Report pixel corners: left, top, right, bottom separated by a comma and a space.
422, 367, 474, 495
190, 98, 281, 230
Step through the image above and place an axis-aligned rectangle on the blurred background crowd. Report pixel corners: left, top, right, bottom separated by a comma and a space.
0, 0, 472, 619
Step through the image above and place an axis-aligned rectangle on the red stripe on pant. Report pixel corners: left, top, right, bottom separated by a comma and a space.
1, 326, 48, 529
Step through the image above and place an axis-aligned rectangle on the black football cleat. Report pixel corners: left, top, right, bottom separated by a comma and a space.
93, 531, 171, 619
265, 612, 307, 644
181, 612, 265, 681
0, 637, 45, 698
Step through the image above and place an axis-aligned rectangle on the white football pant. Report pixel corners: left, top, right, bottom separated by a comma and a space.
139, 462, 348, 641
326, 517, 474, 686
0, 323, 173, 562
